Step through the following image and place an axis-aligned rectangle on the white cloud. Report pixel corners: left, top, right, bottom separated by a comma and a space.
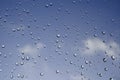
18, 42, 44, 55
82, 38, 120, 56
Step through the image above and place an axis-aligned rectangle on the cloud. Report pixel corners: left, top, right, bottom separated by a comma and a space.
82, 38, 120, 56
18, 42, 44, 55
19, 60, 64, 80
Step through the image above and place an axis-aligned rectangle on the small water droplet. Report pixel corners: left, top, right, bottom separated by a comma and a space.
21, 56, 25, 60
94, 34, 98, 37
72, 1, 76, 4
57, 45, 61, 49
97, 73, 102, 77
109, 78, 114, 80
0, 52, 2, 56
49, 3, 53, 6
104, 67, 108, 71
17, 73, 20, 78
56, 34, 61, 38
17, 28, 20, 31
56, 70, 59, 74
70, 61, 73, 64
65, 58, 67, 61
0, 69, 2, 72
73, 53, 77, 57
1, 45, 5, 48
10, 75, 14, 79
45, 57, 48, 61
12, 29, 16, 32
20, 62, 24, 65
26, 56, 30, 61
85, 60, 89, 64
81, 65, 84, 69
45, 4, 49, 8
101, 31, 106, 35
20, 74, 24, 78
16, 44, 20, 47
111, 55, 115, 60
40, 72, 44, 76
15, 62, 19, 66
103, 58, 107, 62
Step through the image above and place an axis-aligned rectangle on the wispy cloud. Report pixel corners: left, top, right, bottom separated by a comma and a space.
82, 38, 120, 56
18, 42, 44, 55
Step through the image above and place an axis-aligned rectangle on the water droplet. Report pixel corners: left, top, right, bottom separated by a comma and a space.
1, 45, 5, 48
57, 45, 61, 49
56, 40, 59, 43
0, 52, 2, 56
111, 55, 115, 60
49, 3, 53, 6
10, 75, 14, 79
21, 56, 25, 60
0, 16, 2, 19
56, 34, 61, 38
45, 57, 48, 61
45, 4, 49, 8
12, 29, 16, 32
65, 58, 67, 61
94, 34, 98, 37
72, 1, 76, 4
85, 60, 89, 64
56, 70, 59, 74
15, 62, 19, 66
97, 73, 102, 77
70, 61, 73, 64
40, 72, 44, 76
17, 28, 20, 31
104, 67, 108, 71
16, 44, 20, 47
26, 56, 30, 61
111, 19, 115, 22
109, 78, 114, 80
73, 53, 77, 57
101, 31, 106, 35
81, 65, 84, 69
20, 74, 24, 78
110, 33, 113, 37
20, 62, 24, 65
4, 54, 7, 58
38, 54, 41, 57
17, 73, 20, 78
103, 58, 107, 62
0, 69, 2, 72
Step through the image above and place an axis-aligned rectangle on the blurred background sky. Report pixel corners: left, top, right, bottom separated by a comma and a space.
0, 0, 120, 80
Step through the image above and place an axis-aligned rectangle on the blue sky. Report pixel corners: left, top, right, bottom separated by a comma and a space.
0, 0, 120, 80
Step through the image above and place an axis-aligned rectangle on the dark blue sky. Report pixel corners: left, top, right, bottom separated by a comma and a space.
0, 0, 120, 80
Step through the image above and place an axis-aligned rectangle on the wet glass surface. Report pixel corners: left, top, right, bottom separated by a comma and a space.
0, 0, 120, 80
